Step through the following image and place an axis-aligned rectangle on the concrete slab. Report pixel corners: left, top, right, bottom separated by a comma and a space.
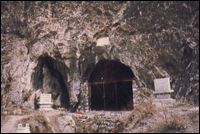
153, 98, 176, 104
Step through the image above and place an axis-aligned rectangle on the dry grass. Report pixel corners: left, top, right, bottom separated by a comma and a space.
11, 102, 197, 133
73, 114, 117, 133
72, 115, 88, 133
188, 112, 199, 124
154, 114, 186, 133
1, 114, 7, 126
128, 101, 156, 122
73, 115, 103, 133
49, 113, 64, 133
126, 101, 156, 131
72, 114, 84, 127
111, 121, 125, 133
17, 113, 53, 133
151, 104, 186, 133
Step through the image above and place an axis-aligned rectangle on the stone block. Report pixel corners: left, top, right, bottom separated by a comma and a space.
156, 94, 171, 99
38, 94, 53, 104
38, 94, 53, 105
16, 124, 30, 133
153, 78, 176, 106
153, 98, 176, 104
96, 37, 109, 46
153, 78, 173, 94
37, 94, 53, 111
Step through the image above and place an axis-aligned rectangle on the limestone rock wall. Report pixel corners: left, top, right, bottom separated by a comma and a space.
1, 1, 199, 110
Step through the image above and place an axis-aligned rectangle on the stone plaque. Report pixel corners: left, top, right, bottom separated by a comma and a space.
96, 37, 109, 46
39, 94, 52, 103
153, 78, 176, 105
154, 78, 172, 93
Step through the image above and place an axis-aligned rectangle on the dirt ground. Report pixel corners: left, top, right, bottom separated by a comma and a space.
1, 103, 199, 133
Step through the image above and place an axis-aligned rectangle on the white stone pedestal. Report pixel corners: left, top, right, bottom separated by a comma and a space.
153, 78, 176, 106
38, 102, 53, 111
38, 94, 53, 111
153, 98, 176, 104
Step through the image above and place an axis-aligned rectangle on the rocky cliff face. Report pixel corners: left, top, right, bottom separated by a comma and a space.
1, 1, 199, 110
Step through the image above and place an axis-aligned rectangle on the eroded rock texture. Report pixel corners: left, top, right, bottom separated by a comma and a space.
1, 1, 199, 110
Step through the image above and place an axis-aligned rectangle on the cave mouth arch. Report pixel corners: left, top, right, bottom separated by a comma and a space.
88, 59, 135, 111
31, 54, 70, 109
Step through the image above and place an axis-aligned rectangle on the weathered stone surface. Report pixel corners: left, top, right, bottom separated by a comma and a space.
1, 1, 199, 110
58, 115, 75, 133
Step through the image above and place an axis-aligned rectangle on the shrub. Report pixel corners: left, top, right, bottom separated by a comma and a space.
154, 114, 186, 133
128, 101, 156, 122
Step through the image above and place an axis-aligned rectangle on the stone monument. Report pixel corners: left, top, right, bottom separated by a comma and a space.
16, 124, 30, 133
37, 94, 53, 111
153, 78, 176, 105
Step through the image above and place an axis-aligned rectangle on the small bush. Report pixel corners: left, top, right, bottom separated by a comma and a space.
155, 114, 186, 133
128, 101, 156, 122
127, 101, 156, 130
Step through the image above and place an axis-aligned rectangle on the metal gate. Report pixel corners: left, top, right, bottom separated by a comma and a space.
88, 79, 133, 111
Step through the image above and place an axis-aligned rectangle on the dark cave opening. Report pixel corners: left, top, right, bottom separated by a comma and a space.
89, 59, 135, 111
31, 54, 70, 109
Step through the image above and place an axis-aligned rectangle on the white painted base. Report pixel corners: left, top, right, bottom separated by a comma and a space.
153, 98, 176, 104
38, 103, 53, 111
17, 128, 31, 133
153, 89, 174, 94
156, 94, 171, 99
39, 104, 52, 108
38, 107, 53, 111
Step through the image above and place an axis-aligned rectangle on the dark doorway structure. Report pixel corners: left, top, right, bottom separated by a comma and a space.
88, 59, 135, 111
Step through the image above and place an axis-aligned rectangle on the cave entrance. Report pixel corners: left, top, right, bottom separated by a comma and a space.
88, 59, 134, 111
31, 54, 70, 109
